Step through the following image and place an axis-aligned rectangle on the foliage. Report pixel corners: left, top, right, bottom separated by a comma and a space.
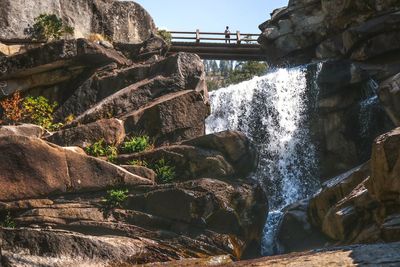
0, 91, 24, 124
22, 96, 60, 130
87, 33, 111, 43
153, 159, 176, 183
226, 61, 268, 85
0, 92, 61, 130
128, 159, 148, 167
1, 212, 16, 228
64, 114, 75, 124
121, 135, 153, 154
157, 29, 172, 45
103, 189, 128, 208
85, 139, 118, 163
28, 14, 74, 41
206, 80, 220, 91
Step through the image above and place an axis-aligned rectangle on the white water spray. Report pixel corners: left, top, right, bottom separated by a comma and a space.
206, 67, 321, 255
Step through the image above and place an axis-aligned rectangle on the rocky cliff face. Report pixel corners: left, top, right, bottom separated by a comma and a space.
0, 2, 268, 265
0, 0, 156, 43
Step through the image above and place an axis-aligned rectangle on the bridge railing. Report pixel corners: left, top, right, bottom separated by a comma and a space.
169, 30, 260, 44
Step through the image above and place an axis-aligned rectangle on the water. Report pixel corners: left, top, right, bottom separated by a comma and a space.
206, 66, 321, 255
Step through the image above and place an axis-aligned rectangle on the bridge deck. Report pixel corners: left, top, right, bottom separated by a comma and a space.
168, 31, 267, 61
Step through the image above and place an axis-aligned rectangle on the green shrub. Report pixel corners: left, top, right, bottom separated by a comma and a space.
128, 159, 148, 167
1, 212, 16, 228
103, 189, 128, 208
153, 159, 175, 183
29, 14, 74, 41
22, 96, 62, 131
121, 135, 153, 154
157, 29, 172, 45
85, 139, 118, 163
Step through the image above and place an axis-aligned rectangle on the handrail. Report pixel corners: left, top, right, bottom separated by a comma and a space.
169, 30, 260, 44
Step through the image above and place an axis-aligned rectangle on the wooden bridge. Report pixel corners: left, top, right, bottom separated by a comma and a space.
167, 31, 267, 61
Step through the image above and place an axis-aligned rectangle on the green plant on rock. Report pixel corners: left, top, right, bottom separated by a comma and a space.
103, 189, 128, 208
128, 159, 148, 167
1, 212, 16, 228
22, 96, 61, 130
85, 139, 118, 163
121, 135, 153, 154
29, 14, 74, 41
157, 29, 172, 45
153, 158, 175, 184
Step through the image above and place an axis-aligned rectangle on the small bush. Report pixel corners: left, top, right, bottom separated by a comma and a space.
157, 29, 172, 45
121, 135, 153, 154
103, 189, 128, 208
0, 92, 61, 130
87, 33, 111, 43
153, 159, 175, 183
0, 91, 24, 124
1, 212, 16, 228
85, 139, 118, 163
28, 14, 74, 41
128, 159, 148, 167
22, 96, 60, 130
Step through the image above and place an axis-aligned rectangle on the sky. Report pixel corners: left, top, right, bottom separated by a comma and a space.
132, 0, 288, 33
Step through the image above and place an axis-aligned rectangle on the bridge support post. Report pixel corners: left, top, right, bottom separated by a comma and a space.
236, 31, 241, 44
196, 29, 200, 44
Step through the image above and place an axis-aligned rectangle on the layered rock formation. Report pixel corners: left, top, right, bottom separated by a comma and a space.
0, 3, 267, 264
0, 0, 155, 43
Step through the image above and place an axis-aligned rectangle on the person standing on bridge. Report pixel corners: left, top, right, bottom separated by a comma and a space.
224, 26, 231, 44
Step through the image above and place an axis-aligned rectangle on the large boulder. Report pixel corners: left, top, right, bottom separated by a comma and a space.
0, 0, 156, 44
123, 90, 209, 146
0, 123, 46, 138
116, 131, 258, 182
55, 53, 207, 121
45, 118, 126, 147
379, 72, 400, 126
0, 38, 130, 99
258, 0, 400, 66
0, 135, 151, 201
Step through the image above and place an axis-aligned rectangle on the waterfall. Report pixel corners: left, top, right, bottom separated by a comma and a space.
205, 66, 321, 255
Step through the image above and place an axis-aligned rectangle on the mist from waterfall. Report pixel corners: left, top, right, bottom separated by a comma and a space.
205, 66, 321, 255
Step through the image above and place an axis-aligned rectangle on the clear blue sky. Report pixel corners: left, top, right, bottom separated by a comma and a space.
133, 0, 288, 33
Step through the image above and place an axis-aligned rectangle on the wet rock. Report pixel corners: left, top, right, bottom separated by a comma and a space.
277, 199, 330, 253
0, 0, 156, 44
0, 135, 151, 201
116, 131, 258, 182
378, 72, 400, 126
45, 118, 125, 148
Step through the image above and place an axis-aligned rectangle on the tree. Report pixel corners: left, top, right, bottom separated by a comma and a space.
226, 61, 268, 85
25, 14, 74, 41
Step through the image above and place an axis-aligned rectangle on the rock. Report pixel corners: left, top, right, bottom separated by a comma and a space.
44, 118, 125, 148
0, 0, 156, 44
309, 162, 370, 227
367, 127, 400, 203
114, 36, 169, 61
116, 131, 258, 182
0, 123, 46, 138
120, 165, 156, 182
0, 228, 183, 266
56, 52, 207, 122
379, 72, 400, 126
0, 135, 151, 201
277, 199, 330, 254
258, 0, 400, 65
123, 90, 208, 146
225, 242, 400, 266
0, 39, 131, 98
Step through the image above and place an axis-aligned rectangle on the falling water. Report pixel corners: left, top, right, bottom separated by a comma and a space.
205, 66, 321, 255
